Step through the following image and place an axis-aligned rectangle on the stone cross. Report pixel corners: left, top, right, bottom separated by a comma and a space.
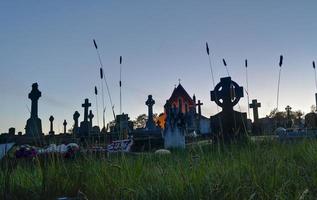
82, 98, 91, 122
285, 105, 292, 128
29, 83, 41, 118
63, 120, 67, 134
49, 115, 55, 135
196, 100, 203, 116
145, 95, 156, 129
73, 111, 80, 129
249, 99, 261, 122
25, 82, 42, 136
210, 77, 243, 112
210, 77, 245, 142
88, 110, 94, 127
285, 105, 292, 119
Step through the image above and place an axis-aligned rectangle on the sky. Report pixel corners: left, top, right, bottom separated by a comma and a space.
0, 0, 317, 134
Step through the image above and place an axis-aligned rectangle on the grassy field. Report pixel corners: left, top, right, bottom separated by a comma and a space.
1, 139, 317, 199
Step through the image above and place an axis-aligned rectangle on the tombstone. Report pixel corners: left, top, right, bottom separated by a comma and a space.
249, 99, 261, 134
73, 111, 80, 135
25, 83, 43, 137
285, 105, 292, 128
79, 99, 91, 136
249, 99, 261, 122
210, 77, 247, 142
145, 95, 156, 130
194, 100, 203, 134
305, 112, 317, 129
164, 100, 186, 149
285, 105, 292, 118
114, 113, 131, 139
63, 120, 67, 134
49, 115, 55, 135
8, 127, 15, 136
88, 110, 94, 129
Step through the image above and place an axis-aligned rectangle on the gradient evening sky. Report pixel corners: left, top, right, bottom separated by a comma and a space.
1, 0, 317, 134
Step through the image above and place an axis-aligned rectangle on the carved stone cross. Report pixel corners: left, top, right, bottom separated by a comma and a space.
82, 99, 91, 122
249, 99, 261, 122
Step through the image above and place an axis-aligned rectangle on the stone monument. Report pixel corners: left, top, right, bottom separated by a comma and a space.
164, 100, 186, 149
25, 83, 42, 136
73, 111, 80, 135
210, 77, 247, 142
249, 99, 261, 122
285, 105, 292, 128
63, 120, 67, 134
49, 115, 55, 135
249, 99, 262, 134
145, 95, 156, 130
8, 127, 15, 136
79, 99, 91, 136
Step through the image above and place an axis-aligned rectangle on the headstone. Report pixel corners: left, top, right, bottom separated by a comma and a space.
79, 99, 91, 136
210, 77, 247, 142
249, 99, 261, 122
25, 83, 43, 137
145, 95, 156, 130
8, 127, 15, 136
73, 111, 80, 135
285, 105, 292, 117
115, 113, 131, 139
49, 115, 55, 135
305, 112, 317, 129
249, 99, 261, 134
194, 100, 203, 134
285, 105, 292, 128
63, 120, 67, 134
164, 100, 185, 149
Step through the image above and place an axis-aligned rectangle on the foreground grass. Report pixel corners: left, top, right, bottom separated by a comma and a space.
1, 140, 317, 199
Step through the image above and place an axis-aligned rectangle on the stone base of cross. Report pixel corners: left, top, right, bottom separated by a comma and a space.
210, 77, 248, 142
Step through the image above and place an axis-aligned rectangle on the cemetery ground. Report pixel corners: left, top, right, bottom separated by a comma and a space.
1, 139, 317, 200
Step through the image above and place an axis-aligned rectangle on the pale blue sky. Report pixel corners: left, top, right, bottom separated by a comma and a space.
1, 1, 317, 134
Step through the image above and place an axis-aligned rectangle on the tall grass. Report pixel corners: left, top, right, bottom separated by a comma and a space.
1, 140, 317, 199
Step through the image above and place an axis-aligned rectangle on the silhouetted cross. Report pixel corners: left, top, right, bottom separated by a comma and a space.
82, 99, 91, 122
249, 99, 261, 122
196, 100, 203, 116
285, 105, 292, 118
29, 83, 42, 118
49, 115, 54, 133
210, 77, 243, 110
145, 95, 156, 129
63, 120, 67, 134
